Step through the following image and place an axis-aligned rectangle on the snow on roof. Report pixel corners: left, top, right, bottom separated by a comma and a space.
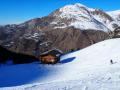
40, 48, 63, 56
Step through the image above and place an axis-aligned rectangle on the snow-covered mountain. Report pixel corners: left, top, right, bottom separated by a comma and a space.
0, 3, 120, 56
1, 38, 120, 90
50, 3, 120, 31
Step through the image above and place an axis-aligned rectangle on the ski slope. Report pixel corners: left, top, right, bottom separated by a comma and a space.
1, 38, 120, 90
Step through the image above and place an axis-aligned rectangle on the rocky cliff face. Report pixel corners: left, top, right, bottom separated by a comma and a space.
0, 3, 119, 56
44, 27, 109, 52
0, 25, 109, 56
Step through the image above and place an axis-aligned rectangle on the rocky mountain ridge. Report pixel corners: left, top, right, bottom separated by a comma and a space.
0, 3, 120, 56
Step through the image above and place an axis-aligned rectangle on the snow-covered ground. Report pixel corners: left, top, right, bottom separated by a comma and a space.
1, 38, 120, 90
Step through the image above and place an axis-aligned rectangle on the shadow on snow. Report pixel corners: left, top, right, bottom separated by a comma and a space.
0, 57, 76, 87
0, 63, 58, 87
60, 57, 76, 64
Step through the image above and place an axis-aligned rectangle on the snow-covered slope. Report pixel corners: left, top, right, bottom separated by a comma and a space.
107, 10, 120, 29
107, 10, 120, 21
1, 38, 120, 90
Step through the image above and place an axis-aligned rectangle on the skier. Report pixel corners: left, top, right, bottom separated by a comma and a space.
110, 59, 113, 64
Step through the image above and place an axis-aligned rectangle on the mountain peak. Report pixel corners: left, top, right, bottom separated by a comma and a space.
59, 3, 88, 13
74, 3, 87, 8
50, 3, 113, 31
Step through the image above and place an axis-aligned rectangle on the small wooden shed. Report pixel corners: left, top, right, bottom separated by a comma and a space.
39, 49, 63, 64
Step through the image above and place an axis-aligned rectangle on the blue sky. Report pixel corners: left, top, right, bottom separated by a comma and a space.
0, 0, 120, 25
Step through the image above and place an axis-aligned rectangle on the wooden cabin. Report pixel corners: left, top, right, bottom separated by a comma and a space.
39, 49, 63, 64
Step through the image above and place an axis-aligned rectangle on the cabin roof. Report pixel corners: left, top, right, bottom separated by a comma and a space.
40, 48, 63, 57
